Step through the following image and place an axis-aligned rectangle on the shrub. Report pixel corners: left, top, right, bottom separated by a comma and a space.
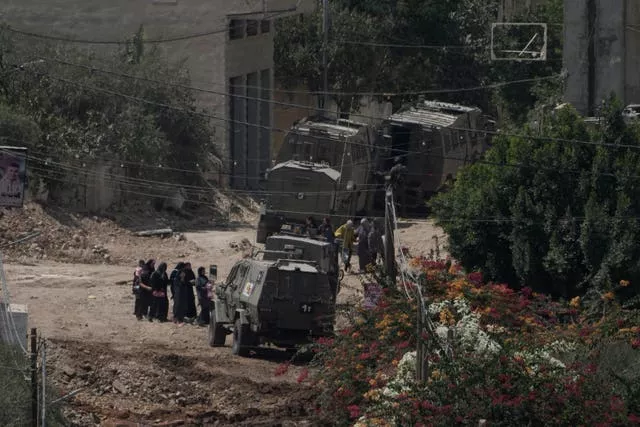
291, 259, 640, 425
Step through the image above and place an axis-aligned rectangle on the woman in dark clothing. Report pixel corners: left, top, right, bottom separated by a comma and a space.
137, 259, 155, 320
169, 262, 185, 301
183, 263, 197, 321
173, 269, 186, 324
195, 267, 211, 326
133, 259, 145, 320
149, 262, 169, 322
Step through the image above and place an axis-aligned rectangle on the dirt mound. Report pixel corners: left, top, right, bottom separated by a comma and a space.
0, 203, 203, 265
47, 340, 320, 427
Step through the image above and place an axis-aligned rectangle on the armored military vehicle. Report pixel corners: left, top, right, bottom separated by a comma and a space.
376, 100, 493, 214
257, 116, 379, 243
208, 257, 335, 357
263, 232, 342, 297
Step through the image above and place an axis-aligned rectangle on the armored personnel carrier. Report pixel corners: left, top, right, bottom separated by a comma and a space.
263, 232, 342, 297
208, 256, 335, 357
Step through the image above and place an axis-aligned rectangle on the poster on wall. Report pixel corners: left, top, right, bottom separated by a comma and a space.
0, 146, 27, 208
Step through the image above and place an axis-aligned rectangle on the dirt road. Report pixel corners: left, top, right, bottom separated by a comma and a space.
3, 218, 445, 426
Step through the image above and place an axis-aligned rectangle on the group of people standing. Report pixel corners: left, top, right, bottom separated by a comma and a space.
132, 260, 213, 326
306, 216, 384, 274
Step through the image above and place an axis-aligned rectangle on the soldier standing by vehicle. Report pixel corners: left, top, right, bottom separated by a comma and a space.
318, 217, 334, 243
368, 220, 384, 265
196, 267, 212, 327
356, 219, 371, 274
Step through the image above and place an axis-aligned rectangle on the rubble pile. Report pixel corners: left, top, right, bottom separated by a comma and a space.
0, 203, 202, 264
47, 341, 315, 427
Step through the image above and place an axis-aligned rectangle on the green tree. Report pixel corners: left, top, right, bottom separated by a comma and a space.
275, 0, 563, 120
0, 24, 218, 193
432, 97, 640, 300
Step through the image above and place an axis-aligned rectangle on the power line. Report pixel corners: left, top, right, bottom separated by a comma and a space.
28, 54, 564, 98
18, 63, 595, 155
30, 58, 614, 156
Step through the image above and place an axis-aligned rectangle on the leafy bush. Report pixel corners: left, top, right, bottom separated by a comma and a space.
432, 98, 640, 300
285, 260, 640, 426
0, 25, 218, 194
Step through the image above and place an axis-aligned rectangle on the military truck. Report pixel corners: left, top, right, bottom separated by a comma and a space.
208, 257, 335, 356
257, 116, 379, 243
263, 232, 342, 297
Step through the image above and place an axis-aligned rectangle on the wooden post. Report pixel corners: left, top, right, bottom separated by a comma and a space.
416, 292, 424, 383
41, 341, 46, 427
30, 328, 37, 427
383, 185, 396, 286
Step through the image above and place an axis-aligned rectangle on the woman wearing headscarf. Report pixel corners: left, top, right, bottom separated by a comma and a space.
169, 262, 185, 302
356, 219, 371, 274
195, 267, 212, 326
149, 262, 169, 322
138, 259, 156, 321
183, 263, 198, 322
132, 259, 145, 320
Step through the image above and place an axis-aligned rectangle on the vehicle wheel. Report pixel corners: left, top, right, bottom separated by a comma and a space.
208, 309, 226, 347
231, 318, 251, 357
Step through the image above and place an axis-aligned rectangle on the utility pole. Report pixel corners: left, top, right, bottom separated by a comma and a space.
383, 184, 396, 286
416, 291, 424, 382
321, 0, 329, 116
30, 328, 37, 427
41, 341, 46, 427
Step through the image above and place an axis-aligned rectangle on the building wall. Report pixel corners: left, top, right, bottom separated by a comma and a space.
563, 0, 590, 114
563, 0, 640, 115
0, 0, 314, 189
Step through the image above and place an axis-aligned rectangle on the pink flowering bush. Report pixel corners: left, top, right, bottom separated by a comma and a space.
287, 259, 640, 426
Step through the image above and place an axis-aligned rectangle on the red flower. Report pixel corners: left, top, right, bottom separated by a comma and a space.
398, 341, 410, 349
274, 362, 290, 376
467, 271, 483, 284
632, 339, 640, 350
347, 405, 360, 419
297, 368, 309, 383
628, 413, 640, 424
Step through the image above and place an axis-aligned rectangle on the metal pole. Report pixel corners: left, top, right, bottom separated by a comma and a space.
41, 341, 46, 427
30, 328, 37, 427
383, 185, 396, 285
321, 0, 329, 116
416, 292, 424, 383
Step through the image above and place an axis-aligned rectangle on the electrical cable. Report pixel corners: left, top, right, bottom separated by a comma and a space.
18, 60, 628, 156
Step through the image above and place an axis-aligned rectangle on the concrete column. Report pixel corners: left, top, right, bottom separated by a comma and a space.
594, 0, 625, 109
563, 0, 590, 115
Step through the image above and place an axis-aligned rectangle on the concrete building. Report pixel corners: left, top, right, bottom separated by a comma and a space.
0, 0, 315, 189
563, 0, 640, 116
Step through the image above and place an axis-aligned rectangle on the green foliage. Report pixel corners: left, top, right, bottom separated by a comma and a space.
274, 0, 564, 120
432, 97, 640, 299
0, 24, 217, 193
